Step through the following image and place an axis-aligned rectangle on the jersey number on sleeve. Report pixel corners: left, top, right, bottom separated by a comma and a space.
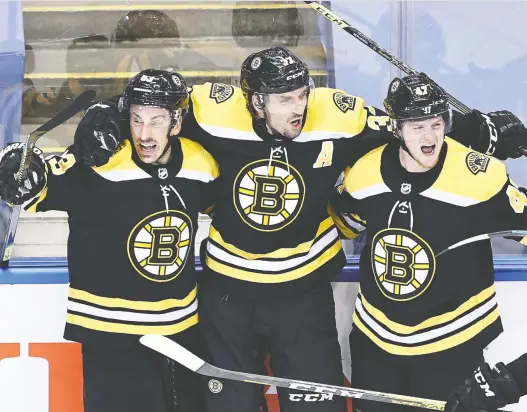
47, 151, 76, 176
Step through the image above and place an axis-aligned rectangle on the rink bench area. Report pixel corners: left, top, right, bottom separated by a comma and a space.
1, 256, 527, 284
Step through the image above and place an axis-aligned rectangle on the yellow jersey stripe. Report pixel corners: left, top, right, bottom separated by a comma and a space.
358, 285, 496, 334
209, 216, 335, 260
353, 309, 500, 356
69, 286, 197, 311
205, 238, 342, 283
67, 313, 199, 335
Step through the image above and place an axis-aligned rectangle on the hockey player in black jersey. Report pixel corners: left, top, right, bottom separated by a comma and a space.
331, 74, 527, 412
0, 69, 219, 412
73, 46, 527, 412
446, 352, 527, 411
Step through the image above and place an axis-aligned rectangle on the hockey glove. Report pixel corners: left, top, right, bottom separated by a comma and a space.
465, 109, 527, 160
74, 100, 122, 167
445, 361, 521, 412
0, 143, 47, 206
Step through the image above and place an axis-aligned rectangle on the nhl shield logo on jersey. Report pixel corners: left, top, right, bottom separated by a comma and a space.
233, 159, 305, 232
371, 228, 436, 301
333, 92, 356, 113
127, 210, 193, 282
466, 151, 490, 175
210, 83, 234, 104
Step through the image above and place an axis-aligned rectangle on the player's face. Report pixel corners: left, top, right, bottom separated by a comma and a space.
259, 86, 309, 139
400, 115, 446, 171
130, 105, 179, 164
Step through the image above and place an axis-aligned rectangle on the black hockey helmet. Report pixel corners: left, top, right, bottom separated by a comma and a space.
240, 46, 311, 117
383, 73, 452, 138
119, 69, 189, 127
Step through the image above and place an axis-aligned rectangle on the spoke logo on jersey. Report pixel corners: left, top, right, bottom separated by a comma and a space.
466, 151, 490, 175
371, 228, 436, 301
333, 92, 356, 113
127, 210, 193, 282
233, 159, 305, 232
210, 83, 234, 104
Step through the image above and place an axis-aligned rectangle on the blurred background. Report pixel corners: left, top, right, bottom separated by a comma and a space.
1, 0, 526, 258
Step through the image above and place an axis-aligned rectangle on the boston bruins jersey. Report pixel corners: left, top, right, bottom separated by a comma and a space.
179, 83, 493, 299
332, 138, 527, 358
25, 138, 219, 345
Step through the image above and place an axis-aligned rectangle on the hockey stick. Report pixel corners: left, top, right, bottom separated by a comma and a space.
0, 90, 96, 268
140, 335, 511, 411
304, 1, 471, 114
436, 230, 527, 257
305, 1, 527, 157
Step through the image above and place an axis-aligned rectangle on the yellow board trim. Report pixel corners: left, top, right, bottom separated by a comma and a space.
26, 70, 327, 80
359, 284, 496, 334
205, 239, 342, 283
69, 286, 197, 311
353, 308, 500, 356
209, 216, 335, 260
24, 3, 312, 12
67, 313, 199, 336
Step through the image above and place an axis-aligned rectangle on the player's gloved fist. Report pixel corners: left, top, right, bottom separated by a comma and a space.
445, 362, 521, 412
74, 100, 122, 167
0, 143, 47, 206
466, 109, 527, 160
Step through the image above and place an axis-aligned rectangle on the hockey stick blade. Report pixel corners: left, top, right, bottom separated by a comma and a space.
143, 335, 495, 411
436, 230, 527, 257
0, 90, 96, 268
304, 1, 471, 115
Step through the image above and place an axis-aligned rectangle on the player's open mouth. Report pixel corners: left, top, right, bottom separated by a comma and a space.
140, 142, 157, 153
421, 144, 435, 155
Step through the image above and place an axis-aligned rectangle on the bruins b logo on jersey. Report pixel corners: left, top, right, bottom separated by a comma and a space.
210, 83, 234, 104
127, 211, 193, 282
233, 159, 305, 232
371, 228, 436, 301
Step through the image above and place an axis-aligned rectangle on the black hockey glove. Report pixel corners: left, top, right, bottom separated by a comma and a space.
464, 109, 527, 160
74, 100, 123, 167
445, 362, 521, 412
0, 143, 47, 206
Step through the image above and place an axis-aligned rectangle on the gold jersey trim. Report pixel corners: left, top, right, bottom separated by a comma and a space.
205, 217, 342, 283
67, 286, 198, 336
354, 285, 500, 355
342, 144, 387, 198
421, 138, 508, 206
178, 137, 219, 182
192, 83, 369, 142
69, 285, 197, 311
92, 140, 151, 182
